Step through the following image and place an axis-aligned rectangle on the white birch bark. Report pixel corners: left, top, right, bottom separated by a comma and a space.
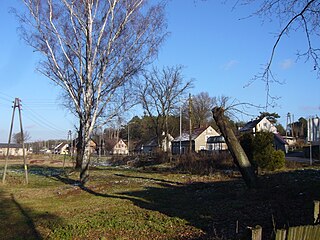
18, 0, 167, 183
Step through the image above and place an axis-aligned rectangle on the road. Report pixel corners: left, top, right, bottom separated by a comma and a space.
286, 151, 319, 164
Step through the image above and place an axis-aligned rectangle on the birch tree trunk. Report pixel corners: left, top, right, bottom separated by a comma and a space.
18, 0, 167, 183
80, 137, 92, 184
212, 107, 257, 188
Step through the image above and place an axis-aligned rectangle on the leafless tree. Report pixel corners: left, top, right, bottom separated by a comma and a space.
17, 0, 167, 183
136, 65, 193, 151
237, 0, 320, 107
12, 131, 31, 144
190, 92, 215, 128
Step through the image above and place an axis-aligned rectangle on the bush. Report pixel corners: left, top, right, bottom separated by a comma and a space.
254, 145, 274, 170
174, 152, 234, 175
239, 133, 254, 162
270, 150, 285, 170
239, 132, 286, 171
254, 148, 285, 171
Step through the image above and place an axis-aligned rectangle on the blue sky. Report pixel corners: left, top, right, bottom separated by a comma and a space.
0, 0, 319, 142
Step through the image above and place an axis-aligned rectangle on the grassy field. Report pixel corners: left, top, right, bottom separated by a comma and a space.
0, 158, 320, 240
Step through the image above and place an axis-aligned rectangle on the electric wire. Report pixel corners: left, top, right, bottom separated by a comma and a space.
0, 95, 72, 139
22, 114, 68, 139
22, 104, 67, 134
0, 91, 14, 101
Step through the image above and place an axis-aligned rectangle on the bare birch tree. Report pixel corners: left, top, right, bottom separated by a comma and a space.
136, 65, 193, 151
17, 0, 167, 183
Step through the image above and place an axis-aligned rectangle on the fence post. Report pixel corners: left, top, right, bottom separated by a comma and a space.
275, 229, 287, 240
253, 225, 262, 240
314, 200, 320, 224
246, 225, 262, 240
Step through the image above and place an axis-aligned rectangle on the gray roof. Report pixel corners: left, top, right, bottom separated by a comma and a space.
274, 133, 288, 145
172, 127, 210, 142
0, 143, 23, 148
240, 118, 262, 132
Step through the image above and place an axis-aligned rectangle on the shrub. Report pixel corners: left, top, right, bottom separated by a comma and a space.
174, 152, 234, 175
254, 145, 274, 170
254, 147, 285, 171
240, 132, 286, 171
239, 133, 254, 162
270, 150, 285, 170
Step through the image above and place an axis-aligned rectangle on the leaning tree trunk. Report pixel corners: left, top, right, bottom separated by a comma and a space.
212, 107, 257, 189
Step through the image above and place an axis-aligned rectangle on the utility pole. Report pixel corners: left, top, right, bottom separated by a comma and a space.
188, 93, 193, 153
179, 98, 182, 154
292, 114, 295, 138
2, 98, 28, 184
63, 130, 72, 169
286, 113, 290, 139
128, 123, 130, 155
101, 129, 104, 156
68, 130, 72, 157
99, 127, 102, 158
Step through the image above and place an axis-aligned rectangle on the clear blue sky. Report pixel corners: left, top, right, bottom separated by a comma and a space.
0, 1, 319, 142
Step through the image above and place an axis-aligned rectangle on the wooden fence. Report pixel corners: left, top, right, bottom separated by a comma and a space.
275, 225, 320, 240
247, 201, 320, 240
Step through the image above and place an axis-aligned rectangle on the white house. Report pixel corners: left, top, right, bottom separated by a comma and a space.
139, 134, 174, 154
105, 138, 128, 155
240, 117, 288, 153
171, 126, 220, 154
53, 142, 69, 154
206, 136, 228, 151
0, 143, 25, 156
240, 117, 277, 134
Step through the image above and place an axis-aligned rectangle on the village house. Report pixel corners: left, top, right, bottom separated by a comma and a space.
240, 117, 277, 134
171, 126, 220, 154
0, 143, 26, 156
71, 139, 97, 155
53, 142, 69, 154
240, 117, 288, 153
206, 135, 228, 151
139, 134, 174, 154
104, 138, 128, 155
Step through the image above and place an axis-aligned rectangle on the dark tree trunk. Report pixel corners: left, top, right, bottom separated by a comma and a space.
212, 107, 258, 189
80, 129, 91, 185
75, 122, 83, 170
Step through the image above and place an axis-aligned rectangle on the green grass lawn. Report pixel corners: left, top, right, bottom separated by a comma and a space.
0, 161, 320, 240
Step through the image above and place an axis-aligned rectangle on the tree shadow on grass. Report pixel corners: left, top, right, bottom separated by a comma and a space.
0, 190, 64, 239
115, 169, 320, 239
27, 165, 320, 239
114, 173, 184, 186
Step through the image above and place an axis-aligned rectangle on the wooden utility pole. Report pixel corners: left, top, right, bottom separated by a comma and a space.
286, 112, 290, 139
2, 98, 28, 184
292, 114, 295, 138
188, 93, 193, 153
68, 130, 72, 157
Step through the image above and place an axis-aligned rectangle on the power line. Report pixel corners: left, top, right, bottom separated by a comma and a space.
22, 105, 67, 133
22, 114, 68, 139
0, 96, 12, 103
0, 96, 72, 139
0, 91, 14, 101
